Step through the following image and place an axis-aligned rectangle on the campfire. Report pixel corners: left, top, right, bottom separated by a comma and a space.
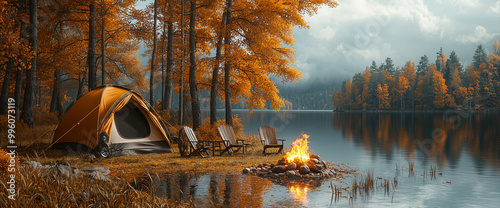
243, 133, 337, 182
285, 133, 311, 164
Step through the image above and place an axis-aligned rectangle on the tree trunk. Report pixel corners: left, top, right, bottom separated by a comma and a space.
210, 12, 226, 125
161, 7, 166, 108
0, 60, 13, 115
150, 0, 158, 105
101, 3, 105, 86
77, 72, 86, 98
189, 0, 201, 130
20, 0, 37, 127
50, 69, 62, 115
15, 22, 27, 118
88, 3, 97, 90
178, 0, 185, 126
14, 63, 24, 118
164, 1, 174, 110
224, 0, 233, 126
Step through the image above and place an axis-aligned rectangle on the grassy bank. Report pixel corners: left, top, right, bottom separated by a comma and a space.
1, 125, 285, 207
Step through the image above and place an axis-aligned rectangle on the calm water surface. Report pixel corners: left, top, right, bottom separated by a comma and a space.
146, 110, 500, 207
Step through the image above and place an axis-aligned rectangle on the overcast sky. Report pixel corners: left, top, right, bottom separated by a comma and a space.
137, 0, 500, 88
293, 0, 500, 87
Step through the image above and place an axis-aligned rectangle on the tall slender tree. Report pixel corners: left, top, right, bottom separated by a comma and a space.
101, 0, 106, 85
189, 0, 201, 130
224, 0, 233, 126
20, 0, 38, 127
150, 0, 158, 104
178, 0, 185, 126
210, 12, 226, 125
88, 2, 97, 90
163, 0, 174, 110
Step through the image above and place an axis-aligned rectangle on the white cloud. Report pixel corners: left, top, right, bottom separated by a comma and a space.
456, 26, 498, 43
492, 1, 500, 14
308, 0, 449, 37
437, 0, 479, 9
390, 0, 450, 36
310, 26, 336, 40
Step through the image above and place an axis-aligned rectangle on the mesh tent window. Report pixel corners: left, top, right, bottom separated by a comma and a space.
114, 101, 151, 139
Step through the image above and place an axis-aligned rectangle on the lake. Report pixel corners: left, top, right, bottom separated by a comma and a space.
146, 110, 500, 207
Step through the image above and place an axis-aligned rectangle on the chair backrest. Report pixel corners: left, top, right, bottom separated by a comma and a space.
218, 125, 237, 145
258, 125, 277, 145
183, 126, 198, 149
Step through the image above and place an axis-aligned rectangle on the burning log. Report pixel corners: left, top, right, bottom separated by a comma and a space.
243, 133, 339, 183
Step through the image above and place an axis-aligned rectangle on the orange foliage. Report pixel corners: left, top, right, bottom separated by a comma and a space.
196, 114, 243, 142
0, 148, 19, 179
377, 84, 390, 109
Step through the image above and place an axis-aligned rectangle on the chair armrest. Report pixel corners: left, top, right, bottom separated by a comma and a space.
277, 139, 285, 145
198, 140, 213, 147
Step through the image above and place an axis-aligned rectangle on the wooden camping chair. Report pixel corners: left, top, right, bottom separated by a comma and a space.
180, 126, 219, 158
217, 125, 250, 155
258, 125, 285, 154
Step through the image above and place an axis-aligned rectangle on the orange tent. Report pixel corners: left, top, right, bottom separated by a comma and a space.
52, 86, 172, 157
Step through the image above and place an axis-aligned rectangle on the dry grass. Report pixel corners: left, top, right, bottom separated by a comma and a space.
0, 165, 194, 208
15, 130, 282, 181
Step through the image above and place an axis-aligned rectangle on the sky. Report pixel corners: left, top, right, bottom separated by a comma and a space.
137, 0, 500, 88
292, 0, 500, 87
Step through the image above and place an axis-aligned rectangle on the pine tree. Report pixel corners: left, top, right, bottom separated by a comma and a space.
417, 55, 429, 77
473, 44, 488, 70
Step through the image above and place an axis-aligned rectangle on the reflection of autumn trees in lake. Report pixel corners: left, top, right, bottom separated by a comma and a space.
134, 170, 319, 207
331, 112, 500, 170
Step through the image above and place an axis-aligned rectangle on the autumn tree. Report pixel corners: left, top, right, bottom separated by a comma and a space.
435, 47, 446, 73
376, 84, 390, 109
150, 0, 158, 104
163, 0, 174, 110
20, 0, 38, 127
88, 1, 97, 89
361, 68, 372, 109
188, 0, 201, 129
396, 76, 409, 110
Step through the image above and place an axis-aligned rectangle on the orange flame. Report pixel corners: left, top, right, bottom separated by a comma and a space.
285, 133, 311, 164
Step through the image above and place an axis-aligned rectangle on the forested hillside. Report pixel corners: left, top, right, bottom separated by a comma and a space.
332, 42, 500, 111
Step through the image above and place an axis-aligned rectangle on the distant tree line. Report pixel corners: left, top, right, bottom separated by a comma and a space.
332, 41, 500, 111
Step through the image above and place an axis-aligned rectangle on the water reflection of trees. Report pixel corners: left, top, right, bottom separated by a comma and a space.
331, 112, 500, 170
134, 171, 322, 207
135, 171, 276, 207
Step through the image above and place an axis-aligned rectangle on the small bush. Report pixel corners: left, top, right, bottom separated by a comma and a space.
196, 114, 243, 142
0, 148, 19, 179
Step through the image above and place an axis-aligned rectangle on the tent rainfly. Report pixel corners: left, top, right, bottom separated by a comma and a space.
52, 85, 172, 157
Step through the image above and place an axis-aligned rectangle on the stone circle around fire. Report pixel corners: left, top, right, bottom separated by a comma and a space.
243, 154, 338, 181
